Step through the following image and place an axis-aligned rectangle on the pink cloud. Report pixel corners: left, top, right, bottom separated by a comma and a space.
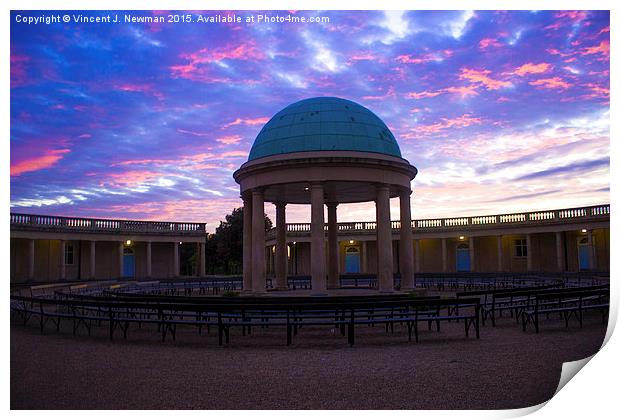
177, 128, 210, 137
459, 68, 511, 90
547, 48, 576, 58
362, 86, 396, 101
348, 52, 384, 63
222, 117, 269, 129
441, 85, 480, 97
115, 83, 164, 100
580, 40, 610, 59
512, 62, 553, 76
11, 148, 71, 176
403, 114, 482, 138
170, 40, 265, 82
220, 150, 247, 158
396, 50, 452, 65
545, 11, 589, 30
581, 83, 610, 101
407, 90, 442, 100
111, 158, 176, 167
529, 77, 572, 90
479, 38, 502, 50
216, 135, 242, 145
407, 84, 480, 100
10, 53, 30, 88
103, 170, 163, 188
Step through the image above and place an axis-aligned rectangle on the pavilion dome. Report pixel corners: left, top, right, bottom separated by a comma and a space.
248, 97, 402, 161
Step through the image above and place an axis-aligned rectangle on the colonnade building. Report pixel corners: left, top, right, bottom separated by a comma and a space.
233, 97, 610, 293
10, 97, 610, 288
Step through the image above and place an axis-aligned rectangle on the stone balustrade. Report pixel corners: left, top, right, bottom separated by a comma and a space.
266, 204, 610, 239
10, 213, 206, 235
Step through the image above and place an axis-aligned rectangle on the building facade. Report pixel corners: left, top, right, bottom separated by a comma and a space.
9, 203, 610, 284
265, 204, 610, 277
10, 213, 206, 283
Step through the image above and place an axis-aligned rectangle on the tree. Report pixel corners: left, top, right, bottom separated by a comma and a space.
205, 207, 272, 275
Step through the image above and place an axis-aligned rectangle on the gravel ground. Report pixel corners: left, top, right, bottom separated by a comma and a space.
11, 313, 607, 410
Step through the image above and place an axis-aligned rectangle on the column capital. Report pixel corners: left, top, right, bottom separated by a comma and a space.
310, 182, 324, 190
399, 186, 412, 197
326, 201, 338, 208
251, 187, 265, 196
274, 201, 287, 209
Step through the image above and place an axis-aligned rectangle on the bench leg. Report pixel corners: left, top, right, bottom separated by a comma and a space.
287, 324, 292, 346
348, 322, 355, 346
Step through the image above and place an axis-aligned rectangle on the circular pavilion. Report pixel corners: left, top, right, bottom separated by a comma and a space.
233, 97, 418, 293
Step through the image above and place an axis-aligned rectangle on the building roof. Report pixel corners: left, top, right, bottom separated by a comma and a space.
248, 97, 402, 161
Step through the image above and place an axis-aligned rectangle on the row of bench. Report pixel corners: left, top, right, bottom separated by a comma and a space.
452, 284, 610, 331
11, 294, 481, 346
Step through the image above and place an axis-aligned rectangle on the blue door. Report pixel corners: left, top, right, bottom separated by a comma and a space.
345, 247, 361, 273
578, 239, 590, 270
456, 245, 470, 272
123, 248, 135, 278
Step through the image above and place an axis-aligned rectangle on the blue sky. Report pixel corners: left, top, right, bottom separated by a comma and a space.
10, 10, 610, 230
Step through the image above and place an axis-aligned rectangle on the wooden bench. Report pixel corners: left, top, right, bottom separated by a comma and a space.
11, 294, 480, 347
521, 289, 609, 332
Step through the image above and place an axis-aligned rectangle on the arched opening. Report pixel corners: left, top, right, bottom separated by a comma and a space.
344, 246, 361, 273
456, 243, 471, 272
123, 246, 135, 278
578, 237, 591, 271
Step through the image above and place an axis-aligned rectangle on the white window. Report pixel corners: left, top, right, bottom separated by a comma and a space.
514, 239, 527, 258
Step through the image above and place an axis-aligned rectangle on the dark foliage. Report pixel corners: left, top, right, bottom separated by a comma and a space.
205, 207, 272, 275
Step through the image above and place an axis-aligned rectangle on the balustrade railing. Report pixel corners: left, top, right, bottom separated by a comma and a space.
267, 204, 609, 236
10, 213, 206, 234
12, 203, 608, 238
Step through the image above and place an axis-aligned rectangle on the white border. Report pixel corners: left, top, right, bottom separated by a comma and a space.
4, 1, 616, 418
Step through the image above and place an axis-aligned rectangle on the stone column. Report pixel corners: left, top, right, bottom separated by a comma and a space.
173, 242, 179, 277
310, 183, 327, 293
59, 240, 66, 280
555, 232, 564, 272
414, 240, 421, 272
376, 184, 394, 292
399, 189, 415, 290
468, 237, 475, 272
199, 242, 206, 277
252, 189, 266, 292
118, 241, 124, 279
275, 202, 288, 290
310, 183, 326, 292
327, 202, 340, 289
361, 241, 368, 273
526, 234, 533, 271
242, 194, 253, 291
587, 230, 595, 270
441, 238, 447, 273
27, 239, 35, 281
89, 241, 96, 279
146, 241, 152, 278
497, 235, 503, 272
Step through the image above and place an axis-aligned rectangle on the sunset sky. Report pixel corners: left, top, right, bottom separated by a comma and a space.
10, 10, 610, 231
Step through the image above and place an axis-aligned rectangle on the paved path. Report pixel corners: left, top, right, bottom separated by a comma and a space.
11, 314, 606, 409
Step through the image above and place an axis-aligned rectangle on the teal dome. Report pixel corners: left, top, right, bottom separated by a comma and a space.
248, 97, 402, 161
